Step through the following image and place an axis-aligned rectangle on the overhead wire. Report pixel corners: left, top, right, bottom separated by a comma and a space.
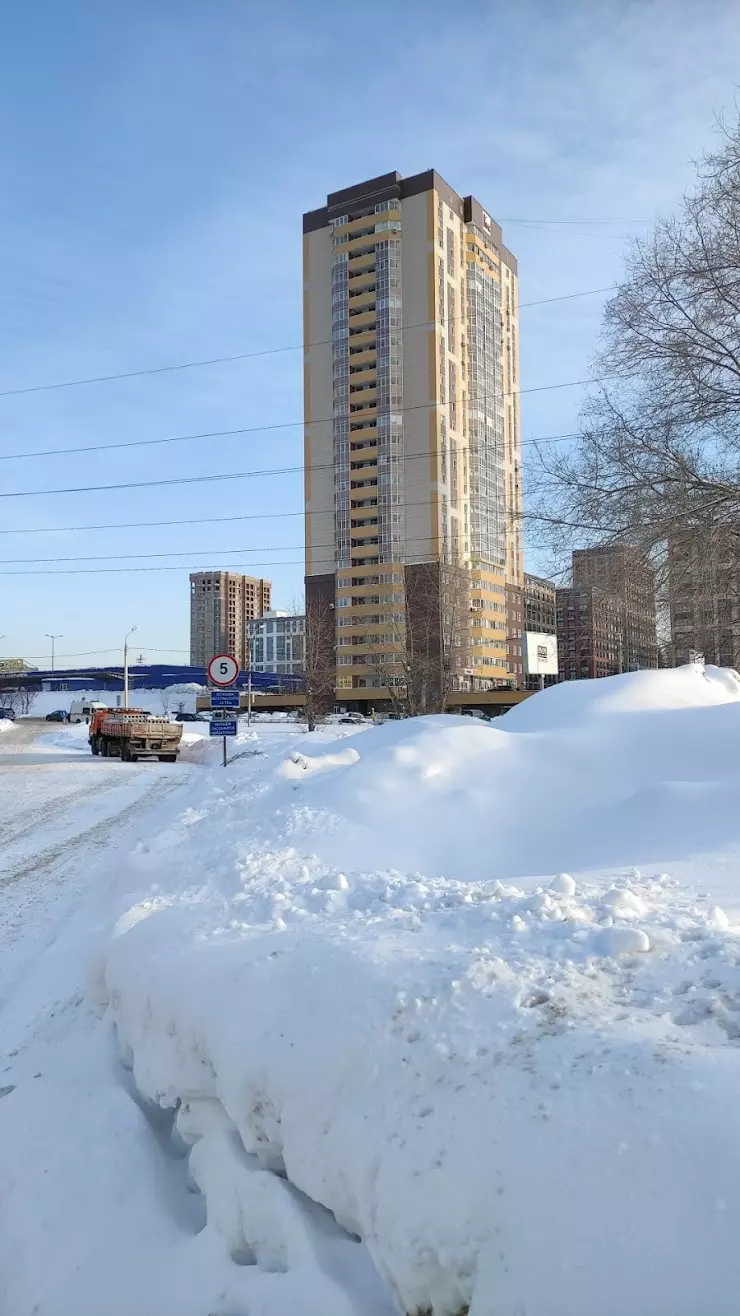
0, 430, 579, 537
0, 286, 614, 403
0, 385, 590, 495
0, 408, 581, 465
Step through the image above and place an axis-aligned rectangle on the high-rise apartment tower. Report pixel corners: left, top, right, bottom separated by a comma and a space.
189, 572, 271, 668
303, 170, 521, 700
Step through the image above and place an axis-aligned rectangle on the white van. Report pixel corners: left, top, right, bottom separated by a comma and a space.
69, 699, 108, 724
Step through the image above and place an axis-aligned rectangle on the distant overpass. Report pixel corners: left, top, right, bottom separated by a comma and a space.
0, 663, 302, 694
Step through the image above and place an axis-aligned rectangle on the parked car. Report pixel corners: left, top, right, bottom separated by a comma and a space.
0, 707, 16, 721
174, 711, 209, 722
45, 709, 68, 722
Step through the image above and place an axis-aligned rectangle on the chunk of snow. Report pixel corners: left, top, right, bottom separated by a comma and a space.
600, 926, 651, 956
708, 905, 730, 930
550, 873, 576, 897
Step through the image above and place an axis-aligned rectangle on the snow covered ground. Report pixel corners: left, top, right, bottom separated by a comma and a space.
25, 685, 205, 719
2, 667, 740, 1315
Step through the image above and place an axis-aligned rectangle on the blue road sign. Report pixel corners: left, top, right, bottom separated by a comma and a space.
209, 719, 238, 737
210, 689, 240, 708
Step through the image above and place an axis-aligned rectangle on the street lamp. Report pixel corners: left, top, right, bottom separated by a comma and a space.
45, 633, 63, 674
123, 626, 137, 707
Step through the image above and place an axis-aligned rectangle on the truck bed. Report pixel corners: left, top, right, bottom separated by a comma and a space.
94, 716, 183, 762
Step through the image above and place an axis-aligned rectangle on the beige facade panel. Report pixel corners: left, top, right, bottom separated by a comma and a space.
303, 168, 521, 694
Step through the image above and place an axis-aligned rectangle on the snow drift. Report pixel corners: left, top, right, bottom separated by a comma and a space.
4, 666, 740, 1315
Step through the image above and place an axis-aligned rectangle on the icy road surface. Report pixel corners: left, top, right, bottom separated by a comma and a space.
0, 720, 190, 1048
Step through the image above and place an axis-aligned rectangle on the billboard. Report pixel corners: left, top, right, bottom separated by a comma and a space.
523, 631, 558, 676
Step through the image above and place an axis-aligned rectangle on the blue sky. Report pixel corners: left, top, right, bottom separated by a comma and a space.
1, 0, 738, 666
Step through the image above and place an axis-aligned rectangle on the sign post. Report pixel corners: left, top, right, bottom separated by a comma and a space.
207, 654, 240, 765
522, 632, 559, 690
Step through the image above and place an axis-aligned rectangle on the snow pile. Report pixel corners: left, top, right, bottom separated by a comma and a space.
4, 667, 740, 1315
74, 666, 740, 1316
0, 718, 13, 734
40, 720, 92, 752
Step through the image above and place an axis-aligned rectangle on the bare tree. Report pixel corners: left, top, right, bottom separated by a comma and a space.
304, 589, 335, 731
1, 687, 37, 716
159, 687, 172, 715
530, 113, 740, 665
364, 561, 473, 716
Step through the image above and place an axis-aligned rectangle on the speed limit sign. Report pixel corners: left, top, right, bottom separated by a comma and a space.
207, 653, 239, 687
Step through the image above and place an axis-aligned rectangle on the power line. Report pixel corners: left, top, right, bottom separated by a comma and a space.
0, 431, 580, 536
0, 286, 613, 403
500, 218, 647, 226
0, 392, 590, 498
0, 391, 582, 464
17, 646, 192, 660
0, 546, 472, 577
0, 508, 306, 536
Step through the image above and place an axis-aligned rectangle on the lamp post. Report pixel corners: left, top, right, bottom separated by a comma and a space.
123, 626, 137, 708
45, 633, 63, 675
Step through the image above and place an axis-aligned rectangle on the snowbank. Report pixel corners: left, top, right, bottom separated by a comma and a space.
80, 666, 740, 1315
39, 720, 92, 752
0, 718, 13, 734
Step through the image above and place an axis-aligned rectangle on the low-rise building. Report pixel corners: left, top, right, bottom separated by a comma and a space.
249, 611, 305, 677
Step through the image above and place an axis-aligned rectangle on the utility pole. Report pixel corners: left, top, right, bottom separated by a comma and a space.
247, 667, 252, 726
45, 633, 62, 675
123, 626, 137, 708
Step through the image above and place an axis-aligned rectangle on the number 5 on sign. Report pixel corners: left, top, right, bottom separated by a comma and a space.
207, 653, 239, 687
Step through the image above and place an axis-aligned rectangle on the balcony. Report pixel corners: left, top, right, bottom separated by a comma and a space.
348, 366, 377, 385
349, 308, 376, 331
348, 288, 376, 311
332, 215, 378, 239
349, 335, 376, 355
348, 250, 376, 274
348, 269, 376, 292
349, 402, 378, 423
344, 232, 377, 257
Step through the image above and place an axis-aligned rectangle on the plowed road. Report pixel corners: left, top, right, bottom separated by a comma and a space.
0, 719, 191, 1042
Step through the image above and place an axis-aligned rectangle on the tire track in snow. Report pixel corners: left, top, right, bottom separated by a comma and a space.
0, 773, 123, 851
0, 772, 183, 892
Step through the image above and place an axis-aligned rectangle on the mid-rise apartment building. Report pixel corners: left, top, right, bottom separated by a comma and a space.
506, 584, 525, 688
521, 572, 558, 690
572, 546, 658, 671
249, 611, 305, 677
189, 572, 271, 668
556, 586, 622, 680
669, 532, 740, 666
524, 573, 557, 635
303, 170, 521, 703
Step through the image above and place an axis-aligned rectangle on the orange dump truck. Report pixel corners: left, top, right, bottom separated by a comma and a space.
88, 708, 183, 763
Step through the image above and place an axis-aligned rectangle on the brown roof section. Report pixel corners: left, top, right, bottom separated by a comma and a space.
302, 170, 516, 274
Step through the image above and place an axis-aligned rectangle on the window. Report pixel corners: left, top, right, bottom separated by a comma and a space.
446, 228, 455, 276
